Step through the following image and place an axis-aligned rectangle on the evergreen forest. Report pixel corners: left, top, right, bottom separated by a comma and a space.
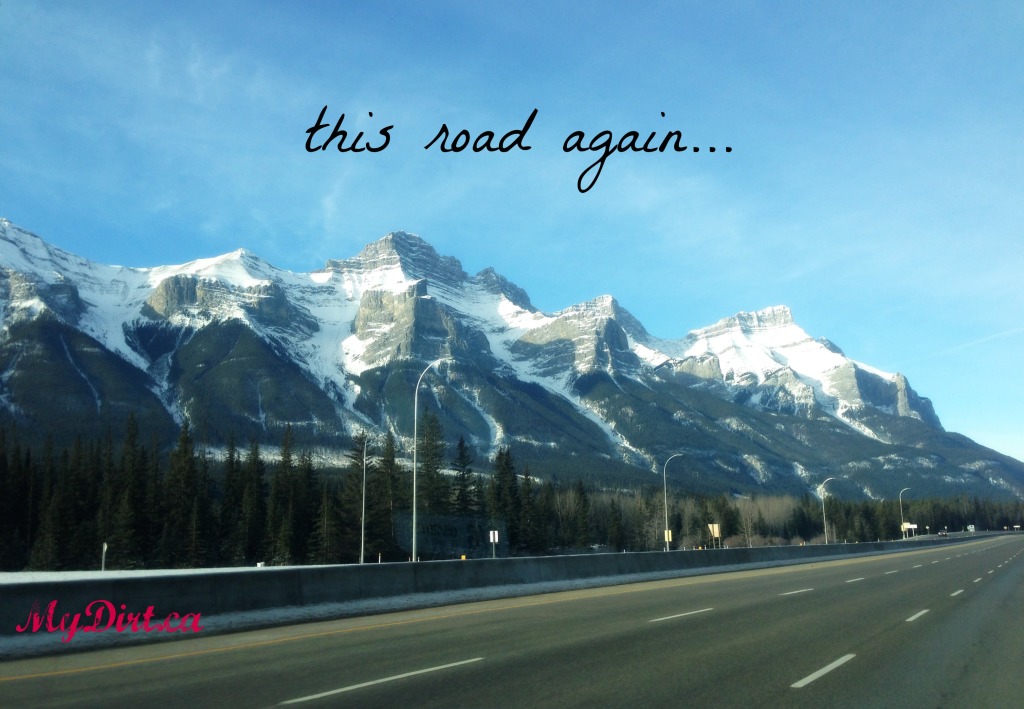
2, 414, 1022, 572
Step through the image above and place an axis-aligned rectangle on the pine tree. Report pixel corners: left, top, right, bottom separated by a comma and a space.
241, 438, 267, 564
107, 488, 140, 568
269, 498, 295, 566
607, 498, 626, 551
263, 425, 314, 564
489, 447, 520, 549
28, 486, 65, 570
0, 429, 35, 569
418, 410, 449, 516
452, 434, 476, 518
368, 430, 406, 559
108, 414, 145, 569
292, 448, 317, 563
0, 430, 12, 568
535, 480, 557, 552
519, 466, 542, 553
264, 427, 293, 565
219, 435, 244, 564
161, 422, 199, 567
186, 448, 216, 567
96, 426, 117, 551
573, 479, 590, 548
142, 435, 163, 565
338, 432, 373, 562
308, 476, 341, 565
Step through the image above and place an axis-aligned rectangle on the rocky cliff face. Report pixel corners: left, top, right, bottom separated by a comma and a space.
1, 216, 1020, 499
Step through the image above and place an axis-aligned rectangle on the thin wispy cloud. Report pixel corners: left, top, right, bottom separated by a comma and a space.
1, 1, 1022, 459
939, 328, 1024, 357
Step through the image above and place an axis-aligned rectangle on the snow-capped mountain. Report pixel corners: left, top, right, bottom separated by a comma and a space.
1, 217, 1021, 499
642, 305, 942, 439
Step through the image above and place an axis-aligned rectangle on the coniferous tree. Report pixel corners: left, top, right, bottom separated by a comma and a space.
108, 488, 140, 568
292, 448, 317, 563
107, 414, 145, 569
185, 448, 216, 567
28, 448, 70, 571
308, 475, 342, 565
269, 499, 295, 566
452, 434, 476, 518
265, 427, 295, 565
418, 410, 449, 516
338, 432, 373, 562
607, 498, 626, 551
19, 435, 49, 568
142, 434, 163, 564
536, 479, 557, 552
362, 439, 393, 560
241, 438, 267, 564
473, 472, 489, 520
29, 488, 64, 570
489, 447, 520, 549
573, 479, 590, 548
62, 439, 99, 567
219, 435, 244, 564
161, 422, 199, 567
519, 466, 543, 553
0, 430, 12, 568
0, 430, 36, 569
96, 426, 116, 550
369, 430, 407, 559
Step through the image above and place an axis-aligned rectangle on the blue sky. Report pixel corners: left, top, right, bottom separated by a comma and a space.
1, 1, 1022, 461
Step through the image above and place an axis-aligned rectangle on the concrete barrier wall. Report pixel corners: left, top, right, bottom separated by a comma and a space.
0, 537, 964, 637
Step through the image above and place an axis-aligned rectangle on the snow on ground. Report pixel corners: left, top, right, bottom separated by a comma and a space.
0, 567, 276, 584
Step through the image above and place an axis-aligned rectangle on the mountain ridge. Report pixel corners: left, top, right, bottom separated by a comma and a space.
1, 217, 1021, 499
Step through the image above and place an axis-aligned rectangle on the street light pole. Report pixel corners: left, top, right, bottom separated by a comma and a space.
899, 487, 911, 539
663, 454, 682, 551
820, 477, 835, 544
412, 357, 448, 562
360, 434, 368, 564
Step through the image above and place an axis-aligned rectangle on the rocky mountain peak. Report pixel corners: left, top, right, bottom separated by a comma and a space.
326, 231, 467, 289
0, 219, 90, 285
710, 305, 794, 334
551, 295, 648, 341
473, 267, 533, 310
2, 217, 1019, 500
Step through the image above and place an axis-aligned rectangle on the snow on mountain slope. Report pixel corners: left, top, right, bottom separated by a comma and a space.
680, 305, 851, 385
5, 216, 1021, 499
628, 304, 939, 436
0, 218, 938, 445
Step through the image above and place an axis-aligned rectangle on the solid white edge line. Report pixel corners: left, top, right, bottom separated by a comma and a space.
650, 608, 714, 623
279, 657, 484, 704
791, 654, 856, 688
906, 610, 930, 622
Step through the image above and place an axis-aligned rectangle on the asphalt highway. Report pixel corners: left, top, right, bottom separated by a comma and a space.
2, 536, 1023, 708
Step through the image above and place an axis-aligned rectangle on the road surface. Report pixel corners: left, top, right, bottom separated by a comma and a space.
2, 536, 1022, 707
